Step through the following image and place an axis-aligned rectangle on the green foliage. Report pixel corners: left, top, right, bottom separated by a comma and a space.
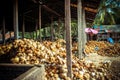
71, 19, 78, 36
94, 0, 120, 25
19, 18, 87, 40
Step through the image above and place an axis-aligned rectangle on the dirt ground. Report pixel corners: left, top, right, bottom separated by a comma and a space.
84, 53, 120, 66
84, 53, 120, 78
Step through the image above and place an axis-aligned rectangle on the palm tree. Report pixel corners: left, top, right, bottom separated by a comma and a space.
94, 0, 120, 25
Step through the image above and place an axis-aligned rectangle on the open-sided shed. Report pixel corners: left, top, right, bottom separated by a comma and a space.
0, 0, 101, 32
0, 0, 101, 79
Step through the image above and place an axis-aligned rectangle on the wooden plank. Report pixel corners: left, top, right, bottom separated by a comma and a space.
13, 0, 19, 39
65, 0, 72, 79
71, 3, 97, 13
0, 64, 33, 80
0, 64, 45, 80
0, 63, 35, 67
77, 0, 83, 59
15, 65, 45, 80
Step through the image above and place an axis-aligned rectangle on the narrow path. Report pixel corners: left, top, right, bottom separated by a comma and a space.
84, 53, 120, 66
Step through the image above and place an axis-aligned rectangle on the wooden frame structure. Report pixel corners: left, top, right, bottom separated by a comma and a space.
0, 0, 101, 79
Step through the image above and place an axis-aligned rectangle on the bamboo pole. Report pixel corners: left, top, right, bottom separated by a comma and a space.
65, 0, 72, 78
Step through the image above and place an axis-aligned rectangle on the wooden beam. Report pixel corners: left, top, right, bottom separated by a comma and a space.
71, 3, 97, 13
13, 0, 19, 39
65, 0, 72, 79
42, 5, 61, 17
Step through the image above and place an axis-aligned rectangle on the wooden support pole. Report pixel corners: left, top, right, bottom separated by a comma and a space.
51, 16, 54, 41
30, 32, 33, 39
43, 28, 46, 40
64, 21, 66, 40
77, 0, 83, 59
22, 15, 25, 39
35, 20, 38, 39
82, 9, 87, 46
13, 0, 19, 39
58, 18, 61, 39
65, 0, 72, 79
38, 5, 42, 41
9, 31, 12, 42
33, 32, 35, 40
2, 16, 5, 44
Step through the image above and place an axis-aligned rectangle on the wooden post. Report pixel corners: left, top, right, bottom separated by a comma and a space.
22, 15, 25, 39
35, 20, 38, 39
33, 31, 35, 39
43, 28, 46, 40
64, 21, 66, 40
51, 16, 54, 41
9, 31, 12, 42
77, 0, 83, 59
13, 0, 19, 39
38, 5, 42, 41
82, 9, 87, 46
65, 0, 72, 78
2, 16, 5, 44
58, 18, 61, 39
30, 32, 33, 39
